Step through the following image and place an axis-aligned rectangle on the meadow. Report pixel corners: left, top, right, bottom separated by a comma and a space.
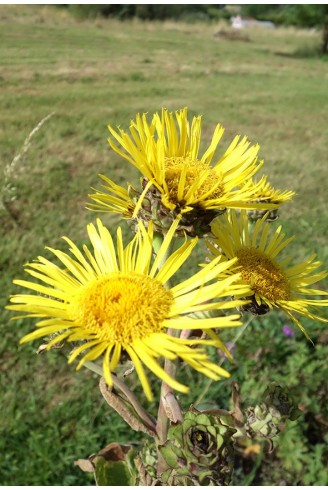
0, 5, 327, 485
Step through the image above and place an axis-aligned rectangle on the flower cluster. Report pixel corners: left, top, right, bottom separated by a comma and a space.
7, 108, 328, 400
88, 108, 277, 236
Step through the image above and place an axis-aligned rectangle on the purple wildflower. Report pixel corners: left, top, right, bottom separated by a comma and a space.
282, 324, 295, 337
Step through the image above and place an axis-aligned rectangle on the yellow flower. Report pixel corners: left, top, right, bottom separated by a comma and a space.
88, 175, 135, 218
7, 219, 250, 401
246, 175, 295, 205
88, 108, 276, 236
244, 175, 296, 222
209, 210, 328, 339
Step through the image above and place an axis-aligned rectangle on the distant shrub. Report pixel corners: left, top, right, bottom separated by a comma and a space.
241, 4, 327, 29
67, 5, 135, 20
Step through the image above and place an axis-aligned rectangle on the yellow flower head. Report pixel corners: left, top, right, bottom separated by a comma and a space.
209, 210, 328, 339
7, 219, 251, 401
88, 175, 135, 219
244, 175, 296, 222
247, 175, 295, 205
88, 108, 276, 236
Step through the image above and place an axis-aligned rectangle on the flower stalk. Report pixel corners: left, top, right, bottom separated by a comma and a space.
152, 228, 183, 447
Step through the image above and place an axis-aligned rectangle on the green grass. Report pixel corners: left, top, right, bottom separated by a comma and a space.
0, 5, 327, 485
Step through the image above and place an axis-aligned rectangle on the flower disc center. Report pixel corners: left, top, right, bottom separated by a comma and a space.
236, 247, 290, 302
164, 156, 224, 204
71, 272, 173, 344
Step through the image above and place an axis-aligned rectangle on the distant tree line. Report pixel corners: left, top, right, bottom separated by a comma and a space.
61, 4, 230, 22
61, 4, 326, 26
60, 4, 328, 53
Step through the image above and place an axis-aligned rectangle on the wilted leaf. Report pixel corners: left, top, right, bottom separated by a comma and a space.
74, 458, 94, 473
96, 442, 132, 461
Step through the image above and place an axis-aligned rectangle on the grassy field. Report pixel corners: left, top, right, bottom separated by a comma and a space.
0, 5, 327, 485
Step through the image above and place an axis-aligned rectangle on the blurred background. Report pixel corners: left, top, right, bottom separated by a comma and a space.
0, 4, 327, 485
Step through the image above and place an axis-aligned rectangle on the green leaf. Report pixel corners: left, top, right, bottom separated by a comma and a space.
93, 456, 136, 486
161, 469, 171, 484
194, 414, 212, 426
159, 444, 179, 468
